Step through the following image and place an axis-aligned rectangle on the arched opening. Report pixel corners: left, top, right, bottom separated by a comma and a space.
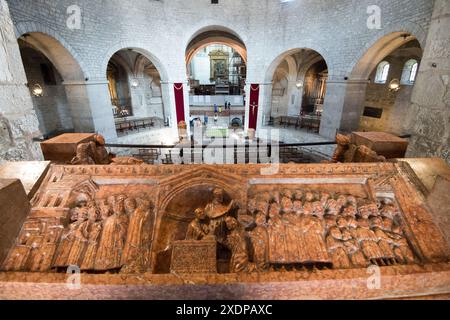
401, 59, 419, 85
374, 61, 390, 84
106, 49, 166, 136
153, 185, 235, 274
357, 37, 423, 134
186, 28, 247, 138
17, 32, 86, 138
264, 49, 328, 134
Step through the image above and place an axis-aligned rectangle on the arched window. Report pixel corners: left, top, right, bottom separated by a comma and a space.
401, 59, 419, 85
374, 61, 390, 84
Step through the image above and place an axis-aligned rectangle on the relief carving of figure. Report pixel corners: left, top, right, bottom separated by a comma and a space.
224, 217, 251, 273
355, 206, 384, 265
80, 204, 103, 271
185, 208, 210, 241
302, 204, 330, 265
326, 220, 352, 269
371, 216, 396, 265
205, 188, 237, 242
66, 201, 95, 267
121, 197, 154, 272
95, 195, 129, 271
53, 194, 89, 268
249, 212, 269, 271
267, 203, 288, 264
389, 224, 415, 264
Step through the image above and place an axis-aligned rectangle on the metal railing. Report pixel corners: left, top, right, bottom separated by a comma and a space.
33, 134, 412, 165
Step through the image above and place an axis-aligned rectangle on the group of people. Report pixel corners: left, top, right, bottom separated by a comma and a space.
185, 189, 416, 274
214, 102, 232, 114
52, 193, 153, 273
245, 190, 416, 271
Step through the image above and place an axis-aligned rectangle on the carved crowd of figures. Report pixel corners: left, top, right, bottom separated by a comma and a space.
243, 190, 416, 272
2, 193, 154, 274
186, 189, 417, 274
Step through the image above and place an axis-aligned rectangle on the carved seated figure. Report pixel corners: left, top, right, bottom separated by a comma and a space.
71, 134, 113, 165
71, 134, 143, 165
185, 208, 210, 241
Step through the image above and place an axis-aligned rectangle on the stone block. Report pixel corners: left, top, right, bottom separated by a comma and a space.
352, 132, 408, 159
0, 179, 30, 266
40, 133, 95, 163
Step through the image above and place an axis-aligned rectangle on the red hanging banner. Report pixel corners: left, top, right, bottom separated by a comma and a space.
174, 83, 185, 125
249, 84, 260, 130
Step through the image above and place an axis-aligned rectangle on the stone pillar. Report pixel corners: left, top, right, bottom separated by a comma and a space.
63, 81, 117, 141
285, 79, 301, 117
319, 79, 368, 139
128, 75, 148, 118
259, 83, 272, 128
0, 0, 42, 162
404, 0, 450, 164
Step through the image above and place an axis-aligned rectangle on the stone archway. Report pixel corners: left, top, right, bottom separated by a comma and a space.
262, 48, 328, 131
185, 27, 248, 133
105, 49, 169, 136
16, 30, 117, 139
319, 31, 423, 139
151, 168, 247, 273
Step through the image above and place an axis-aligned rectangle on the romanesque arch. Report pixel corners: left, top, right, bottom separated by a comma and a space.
104, 48, 170, 135
185, 25, 248, 66
185, 26, 248, 130
15, 30, 92, 137
14, 22, 88, 81
262, 48, 329, 128
346, 31, 423, 134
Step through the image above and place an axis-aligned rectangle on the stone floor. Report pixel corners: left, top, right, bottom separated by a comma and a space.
260, 125, 336, 160
110, 125, 336, 162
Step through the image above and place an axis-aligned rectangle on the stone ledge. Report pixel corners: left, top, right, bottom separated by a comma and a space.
0, 263, 449, 300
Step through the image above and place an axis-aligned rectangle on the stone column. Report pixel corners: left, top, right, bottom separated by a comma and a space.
63, 81, 117, 141
128, 75, 148, 118
404, 0, 450, 164
259, 83, 273, 128
319, 79, 368, 139
286, 80, 301, 116
0, 0, 42, 162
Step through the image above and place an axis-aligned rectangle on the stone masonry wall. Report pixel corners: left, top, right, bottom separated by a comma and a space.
404, 0, 450, 164
0, 0, 42, 163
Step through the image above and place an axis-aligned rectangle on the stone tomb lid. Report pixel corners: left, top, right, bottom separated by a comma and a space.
40, 133, 95, 145
352, 131, 408, 143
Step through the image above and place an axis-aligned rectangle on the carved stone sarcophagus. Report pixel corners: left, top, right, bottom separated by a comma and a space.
0, 162, 449, 299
